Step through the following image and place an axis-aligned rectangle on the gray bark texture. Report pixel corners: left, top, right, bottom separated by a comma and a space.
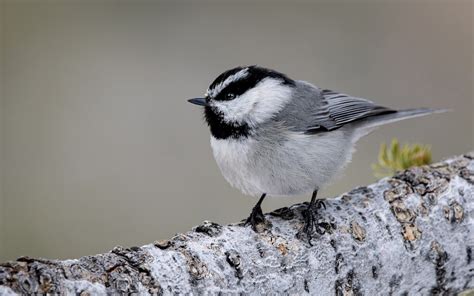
1, 153, 473, 295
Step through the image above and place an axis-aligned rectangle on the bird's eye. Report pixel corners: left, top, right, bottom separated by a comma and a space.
226, 93, 235, 100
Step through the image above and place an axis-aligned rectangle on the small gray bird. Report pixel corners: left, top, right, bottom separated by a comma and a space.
188, 65, 444, 239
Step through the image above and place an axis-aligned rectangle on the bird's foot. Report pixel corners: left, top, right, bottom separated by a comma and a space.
244, 204, 267, 232
297, 200, 327, 245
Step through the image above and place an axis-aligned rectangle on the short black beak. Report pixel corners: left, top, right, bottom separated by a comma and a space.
187, 97, 208, 106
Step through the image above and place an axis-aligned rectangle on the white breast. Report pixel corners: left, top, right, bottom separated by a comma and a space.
210, 136, 264, 196
210, 129, 354, 198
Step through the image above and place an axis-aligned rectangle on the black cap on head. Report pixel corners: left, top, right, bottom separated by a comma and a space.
207, 65, 295, 102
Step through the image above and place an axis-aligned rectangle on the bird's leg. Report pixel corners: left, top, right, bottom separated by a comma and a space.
298, 190, 326, 244
245, 193, 266, 231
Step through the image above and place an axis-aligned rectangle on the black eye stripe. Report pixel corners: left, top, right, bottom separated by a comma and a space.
209, 66, 295, 102
214, 76, 260, 101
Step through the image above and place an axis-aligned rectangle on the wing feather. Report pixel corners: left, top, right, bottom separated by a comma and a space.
306, 89, 395, 133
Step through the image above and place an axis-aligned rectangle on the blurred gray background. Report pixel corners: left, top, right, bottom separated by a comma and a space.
0, 1, 472, 261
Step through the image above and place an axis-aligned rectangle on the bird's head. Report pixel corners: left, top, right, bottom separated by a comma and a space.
188, 65, 295, 139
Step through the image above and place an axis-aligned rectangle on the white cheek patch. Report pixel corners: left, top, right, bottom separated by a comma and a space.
211, 78, 293, 127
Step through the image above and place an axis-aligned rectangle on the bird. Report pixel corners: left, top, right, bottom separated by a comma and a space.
188, 65, 445, 240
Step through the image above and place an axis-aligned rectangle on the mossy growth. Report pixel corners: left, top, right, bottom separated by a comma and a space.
372, 138, 432, 177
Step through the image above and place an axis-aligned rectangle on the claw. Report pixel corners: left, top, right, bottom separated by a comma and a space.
317, 200, 326, 210
245, 204, 266, 231
298, 206, 317, 245
297, 199, 328, 244
243, 194, 268, 232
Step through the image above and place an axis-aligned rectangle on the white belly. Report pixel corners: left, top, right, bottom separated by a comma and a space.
210, 130, 353, 197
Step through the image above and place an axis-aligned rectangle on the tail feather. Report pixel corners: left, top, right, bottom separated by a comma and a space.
351, 108, 449, 141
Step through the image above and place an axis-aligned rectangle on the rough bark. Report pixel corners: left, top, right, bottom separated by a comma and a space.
1, 153, 473, 295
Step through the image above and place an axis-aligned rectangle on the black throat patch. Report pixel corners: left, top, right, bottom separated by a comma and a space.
204, 106, 250, 140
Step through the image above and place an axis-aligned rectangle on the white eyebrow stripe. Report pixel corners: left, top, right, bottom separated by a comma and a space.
207, 68, 250, 98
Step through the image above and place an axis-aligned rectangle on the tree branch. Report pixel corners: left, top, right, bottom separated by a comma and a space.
1, 153, 473, 295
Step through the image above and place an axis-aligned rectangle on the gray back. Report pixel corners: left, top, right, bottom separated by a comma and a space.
272, 80, 394, 133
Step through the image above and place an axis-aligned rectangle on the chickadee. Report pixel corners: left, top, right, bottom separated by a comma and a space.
188, 65, 444, 239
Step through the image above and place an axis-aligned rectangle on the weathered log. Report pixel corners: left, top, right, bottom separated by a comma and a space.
1, 153, 473, 295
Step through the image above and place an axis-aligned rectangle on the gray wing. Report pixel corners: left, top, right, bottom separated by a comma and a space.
306, 89, 396, 133
274, 81, 396, 133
